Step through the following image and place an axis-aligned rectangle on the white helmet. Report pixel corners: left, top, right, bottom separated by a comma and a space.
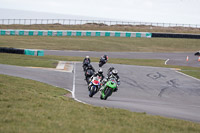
112, 69, 118, 76
98, 68, 103, 74
86, 56, 89, 59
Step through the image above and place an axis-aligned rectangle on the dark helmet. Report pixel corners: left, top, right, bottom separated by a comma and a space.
88, 64, 92, 68
112, 69, 118, 76
98, 68, 103, 74
103, 55, 108, 59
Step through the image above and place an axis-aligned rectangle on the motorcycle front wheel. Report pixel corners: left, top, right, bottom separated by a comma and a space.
89, 86, 96, 97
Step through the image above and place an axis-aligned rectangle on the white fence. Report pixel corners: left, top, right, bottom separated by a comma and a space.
0, 19, 200, 28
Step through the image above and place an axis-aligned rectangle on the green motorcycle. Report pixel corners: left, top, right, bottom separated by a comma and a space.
100, 78, 117, 100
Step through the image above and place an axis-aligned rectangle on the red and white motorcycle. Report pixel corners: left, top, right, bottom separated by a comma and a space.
88, 76, 101, 97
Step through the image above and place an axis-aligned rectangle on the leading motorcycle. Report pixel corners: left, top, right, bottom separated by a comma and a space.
100, 78, 117, 100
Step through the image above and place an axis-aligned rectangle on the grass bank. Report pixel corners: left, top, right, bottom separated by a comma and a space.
0, 53, 200, 79
0, 36, 200, 52
0, 74, 200, 133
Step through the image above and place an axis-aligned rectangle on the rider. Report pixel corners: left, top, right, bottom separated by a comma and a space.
88, 68, 104, 90
102, 55, 108, 62
101, 69, 120, 92
107, 66, 115, 77
85, 64, 95, 79
83, 56, 91, 64
83, 56, 91, 70
91, 68, 104, 81
85, 64, 95, 73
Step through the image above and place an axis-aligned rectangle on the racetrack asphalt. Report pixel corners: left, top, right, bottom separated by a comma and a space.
44, 50, 200, 67
1, 63, 200, 122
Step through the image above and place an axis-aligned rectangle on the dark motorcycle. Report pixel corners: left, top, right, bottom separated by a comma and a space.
85, 69, 95, 84
99, 58, 107, 67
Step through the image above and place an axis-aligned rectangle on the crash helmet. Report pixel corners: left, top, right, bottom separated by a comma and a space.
112, 69, 118, 76
98, 68, 103, 74
88, 64, 92, 68
103, 55, 108, 60
86, 56, 89, 59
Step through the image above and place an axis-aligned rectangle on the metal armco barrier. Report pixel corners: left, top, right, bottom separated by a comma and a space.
0, 30, 152, 38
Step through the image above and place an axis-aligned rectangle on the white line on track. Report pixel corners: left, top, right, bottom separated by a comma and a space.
72, 63, 87, 104
175, 70, 200, 82
165, 59, 169, 65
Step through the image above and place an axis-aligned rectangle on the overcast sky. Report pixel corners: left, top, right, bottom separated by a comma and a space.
0, 0, 200, 24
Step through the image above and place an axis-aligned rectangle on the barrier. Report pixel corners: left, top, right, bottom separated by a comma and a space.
24, 49, 44, 56
152, 33, 200, 39
0, 47, 24, 54
0, 47, 44, 56
37, 50, 44, 56
0, 30, 152, 38
24, 49, 36, 56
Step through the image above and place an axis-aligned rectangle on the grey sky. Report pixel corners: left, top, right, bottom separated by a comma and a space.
0, 0, 200, 24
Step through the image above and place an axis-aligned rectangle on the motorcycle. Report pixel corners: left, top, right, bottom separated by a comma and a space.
88, 76, 101, 97
100, 78, 117, 100
85, 69, 95, 84
99, 57, 107, 67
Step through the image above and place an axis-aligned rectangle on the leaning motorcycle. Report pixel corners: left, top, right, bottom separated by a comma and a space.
100, 78, 117, 100
99, 58, 106, 67
85, 69, 95, 84
88, 76, 101, 97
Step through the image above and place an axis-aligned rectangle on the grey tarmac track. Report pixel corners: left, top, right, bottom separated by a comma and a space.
44, 50, 200, 67
0, 64, 73, 92
1, 63, 200, 122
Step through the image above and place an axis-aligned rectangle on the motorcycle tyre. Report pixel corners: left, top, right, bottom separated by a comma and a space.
89, 86, 95, 97
104, 87, 112, 100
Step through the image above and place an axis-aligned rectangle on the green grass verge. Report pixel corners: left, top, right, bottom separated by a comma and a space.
0, 53, 200, 79
0, 36, 200, 52
0, 74, 200, 133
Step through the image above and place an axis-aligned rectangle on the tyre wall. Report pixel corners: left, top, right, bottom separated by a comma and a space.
152, 33, 200, 39
0, 47, 24, 54
0, 47, 44, 56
